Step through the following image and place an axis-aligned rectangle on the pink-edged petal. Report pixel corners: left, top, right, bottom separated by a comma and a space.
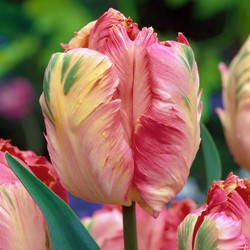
133, 41, 201, 217
177, 32, 190, 46
100, 25, 158, 144
0, 183, 50, 250
40, 48, 134, 205
194, 212, 250, 250
89, 8, 139, 51
227, 190, 250, 240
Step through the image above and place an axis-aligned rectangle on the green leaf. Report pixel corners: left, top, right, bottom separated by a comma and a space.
5, 152, 100, 250
201, 122, 222, 191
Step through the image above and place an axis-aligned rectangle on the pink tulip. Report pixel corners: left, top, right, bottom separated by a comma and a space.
40, 8, 202, 217
82, 199, 196, 250
178, 173, 250, 249
0, 139, 68, 249
216, 36, 250, 170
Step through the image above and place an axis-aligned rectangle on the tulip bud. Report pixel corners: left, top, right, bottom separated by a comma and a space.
0, 139, 68, 249
217, 36, 250, 170
40, 8, 202, 217
178, 173, 250, 249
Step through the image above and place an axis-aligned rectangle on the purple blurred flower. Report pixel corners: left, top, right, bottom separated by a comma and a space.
0, 77, 35, 119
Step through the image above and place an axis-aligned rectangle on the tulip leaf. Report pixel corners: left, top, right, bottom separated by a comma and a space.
5, 152, 100, 250
201, 122, 222, 191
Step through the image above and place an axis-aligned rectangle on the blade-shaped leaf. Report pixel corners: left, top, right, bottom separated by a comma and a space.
201, 122, 222, 191
5, 152, 100, 250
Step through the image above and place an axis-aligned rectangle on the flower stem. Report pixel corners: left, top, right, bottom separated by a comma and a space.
122, 202, 138, 250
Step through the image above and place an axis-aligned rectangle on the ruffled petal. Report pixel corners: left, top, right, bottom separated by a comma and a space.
89, 8, 139, 51
0, 182, 51, 250
227, 190, 250, 240
133, 40, 201, 217
40, 48, 134, 205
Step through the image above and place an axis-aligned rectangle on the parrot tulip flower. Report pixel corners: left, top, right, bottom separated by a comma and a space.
0, 139, 68, 249
217, 36, 250, 171
178, 173, 250, 249
83, 199, 196, 250
40, 8, 202, 217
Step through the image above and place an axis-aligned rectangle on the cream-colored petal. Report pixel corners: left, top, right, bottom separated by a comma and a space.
40, 48, 134, 205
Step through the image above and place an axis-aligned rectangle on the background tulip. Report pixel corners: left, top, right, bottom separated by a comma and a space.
40, 8, 202, 217
0, 139, 68, 250
178, 173, 250, 249
0, 77, 35, 120
83, 199, 196, 250
217, 36, 250, 171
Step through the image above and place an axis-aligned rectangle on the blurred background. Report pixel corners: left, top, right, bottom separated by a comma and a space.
1, 0, 250, 215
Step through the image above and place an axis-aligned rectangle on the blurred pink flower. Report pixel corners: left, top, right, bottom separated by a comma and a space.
0, 77, 35, 119
40, 8, 202, 217
82, 199, 196, 250
178, 173, 250, 249
0, 139, 68, 249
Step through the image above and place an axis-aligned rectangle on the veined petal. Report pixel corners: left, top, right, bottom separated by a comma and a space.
40, 48, 134, 205
194, 212, 250, 250
133, 41, 201, 217
100, 25, 158, 144
0, 182, 50, 250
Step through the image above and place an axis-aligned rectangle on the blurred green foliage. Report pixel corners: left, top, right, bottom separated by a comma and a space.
0, 0, 249, 184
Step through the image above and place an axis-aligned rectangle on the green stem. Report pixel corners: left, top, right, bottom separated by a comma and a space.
122, 202, 138, 250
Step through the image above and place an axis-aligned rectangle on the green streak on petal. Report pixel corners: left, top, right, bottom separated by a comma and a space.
177, 215, 197, 250
43, 54, 61, 123
195, 217, 217, 250
180, 45, 194, 72
182, 93, 191, 112
43, 54, 60, 107
235, 81, 247, 109
0, 187, 15, 209
41, 105, 55, 128
61, 53, 72, 83
184, 46, 194, 70
63, 59, 83, 95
